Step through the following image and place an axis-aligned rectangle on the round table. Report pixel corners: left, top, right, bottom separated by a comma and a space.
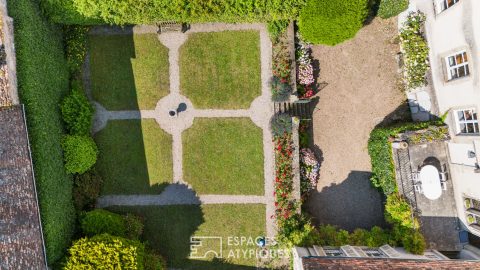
419, 165, 442, 200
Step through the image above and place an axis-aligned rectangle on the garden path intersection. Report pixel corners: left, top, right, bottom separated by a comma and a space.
91, 23, 276, 237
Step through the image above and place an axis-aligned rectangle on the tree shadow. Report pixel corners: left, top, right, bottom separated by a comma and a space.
304, 171, 386, 232
108, 184, 261, 269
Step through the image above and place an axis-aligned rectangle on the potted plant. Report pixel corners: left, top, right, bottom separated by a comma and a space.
465, 198, 472, 209
467, 214, 475, 224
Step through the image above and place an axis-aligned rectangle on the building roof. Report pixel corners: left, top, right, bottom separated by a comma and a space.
302, 257, 480, 270
0, 105, 47, 269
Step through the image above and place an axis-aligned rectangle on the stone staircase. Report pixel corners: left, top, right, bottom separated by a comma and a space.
274, 100, 313, 120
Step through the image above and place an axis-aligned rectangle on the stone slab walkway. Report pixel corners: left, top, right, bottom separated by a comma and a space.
90, 23, 275, 237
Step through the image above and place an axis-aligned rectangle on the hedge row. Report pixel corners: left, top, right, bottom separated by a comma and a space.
40, 0, 306, 25
7, 0, 75, 263
367, 121, 443, 195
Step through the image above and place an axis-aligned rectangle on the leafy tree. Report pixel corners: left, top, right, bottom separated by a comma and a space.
64, 234, 145, 269
62, 135, 98, 174
298, 0, 369, 45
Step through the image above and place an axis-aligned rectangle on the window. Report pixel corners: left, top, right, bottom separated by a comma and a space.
323, 248, 344, 257
364, 249, 385, 258
440, 0, 460, 11
456, 109, 479, 134
446, 51, 469, 80
464, 197, 480, 230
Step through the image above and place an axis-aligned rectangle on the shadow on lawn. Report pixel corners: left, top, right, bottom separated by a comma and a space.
304, 170, 386, 232
109, 184, 259, 270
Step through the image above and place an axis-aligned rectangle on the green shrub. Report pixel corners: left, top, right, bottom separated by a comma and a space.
316, 224, 349, 246
64, 234, 145, 269
368, 121, 444, 195
144, 250, 167, 270
267, 20, 290, 41
7, 0, 75, 262
377, 0, 409, 19
40, 0, 306, 25
64, 25, 89, 75
124, 214, 144, 240
81, 209, 127, 237
61, 80, 94, 135
62, 135, 98, 174
317, 225, 396, 247
271, 76, 292, 102
385, 194, 418, 229
298, 0, 369, 45
270, 113, 293, 137
393, 226, 426, 254
73, 169, 103, 211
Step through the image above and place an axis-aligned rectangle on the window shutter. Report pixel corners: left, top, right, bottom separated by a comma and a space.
379, 245, 401, 258
340, 245, 360, 257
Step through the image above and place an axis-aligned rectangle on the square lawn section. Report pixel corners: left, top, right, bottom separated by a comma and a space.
95, 119, 173, 194
109, 204, 266, 269
89, 33, 170, 110
183, 118, 264, 195
180, 30, 261, 109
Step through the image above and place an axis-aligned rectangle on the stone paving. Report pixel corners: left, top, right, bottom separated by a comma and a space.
90, 23, 275, 236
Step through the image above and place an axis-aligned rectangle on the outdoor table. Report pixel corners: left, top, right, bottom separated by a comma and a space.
419, 165, 442, 200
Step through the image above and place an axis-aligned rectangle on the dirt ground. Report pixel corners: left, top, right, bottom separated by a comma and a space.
305, 17, 409, 231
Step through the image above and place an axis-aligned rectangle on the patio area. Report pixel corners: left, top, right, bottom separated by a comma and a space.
393, 140, 461, 251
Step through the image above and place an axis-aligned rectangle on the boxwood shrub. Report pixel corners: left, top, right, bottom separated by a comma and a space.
64, 234, 145, 269
81, 209, 127, 237
60, 80, 94, 136
377, 0, 409, 19
62, 135, 98, 174
298, 0, 369, 45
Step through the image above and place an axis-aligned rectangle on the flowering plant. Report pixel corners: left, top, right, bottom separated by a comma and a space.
300, 148, 319, 196
296, 33, 315, 94
273, 133, 300, 229
400, 11, 429, 89
272, 40, 292, 84
297, 84, 315, 99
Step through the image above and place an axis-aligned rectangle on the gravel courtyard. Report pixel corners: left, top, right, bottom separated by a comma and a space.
305, 17, 409, 231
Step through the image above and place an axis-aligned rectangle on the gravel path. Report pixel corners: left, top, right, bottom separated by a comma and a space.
90, 24, 276, 237
305, 17, 409, 231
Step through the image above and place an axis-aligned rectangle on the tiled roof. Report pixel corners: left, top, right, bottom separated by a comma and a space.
0, 105, 47, 269
302, 257, 480, 270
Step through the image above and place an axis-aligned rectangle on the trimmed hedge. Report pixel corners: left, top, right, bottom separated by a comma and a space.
377, 0, 409, 19
7, 0, 75, 263
62, 135, 98, 174
40, 0, 306, 25
81, 209, 127, 237
81, 209, 144, 240
298, 0, 369, 45
60, 80, 94, 136
64, 234, 145, 269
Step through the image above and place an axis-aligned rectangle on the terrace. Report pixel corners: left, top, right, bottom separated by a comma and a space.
393, 130, 461, 251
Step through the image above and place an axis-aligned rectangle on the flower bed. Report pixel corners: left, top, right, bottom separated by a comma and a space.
295, 34, 315, 99
300, 148, 319, 197
271, 32, 293, 102
400, 11, 430, 89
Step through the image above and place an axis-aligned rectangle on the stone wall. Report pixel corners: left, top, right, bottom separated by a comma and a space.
292, 117, 301, 210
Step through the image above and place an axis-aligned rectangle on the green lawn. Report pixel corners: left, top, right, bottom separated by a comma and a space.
109, 204, 266, 269
180, 31, 261, 109
89, 34, 170, 110
95, 119, 173, 194
7, 0, 75, 263
183, 118, 264, 195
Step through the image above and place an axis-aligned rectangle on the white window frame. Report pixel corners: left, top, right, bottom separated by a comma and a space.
455, 109, 479, 134
445, 51, 469, 81
364, 249, 385, 258
439, 0, 460, 12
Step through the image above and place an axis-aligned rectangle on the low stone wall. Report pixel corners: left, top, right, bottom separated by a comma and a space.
292, 117, 301, 210
0, 0, 18, 106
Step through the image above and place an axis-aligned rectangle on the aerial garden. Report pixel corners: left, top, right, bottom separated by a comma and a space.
7, 0, 425, 268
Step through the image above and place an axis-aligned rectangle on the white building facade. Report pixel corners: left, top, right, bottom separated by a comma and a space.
411, 0, 480, 236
